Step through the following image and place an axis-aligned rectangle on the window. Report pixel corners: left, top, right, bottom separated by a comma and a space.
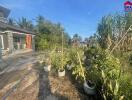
0, 35, 4, 49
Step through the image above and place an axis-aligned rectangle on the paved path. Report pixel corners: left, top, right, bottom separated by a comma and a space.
0, 51, 37, 74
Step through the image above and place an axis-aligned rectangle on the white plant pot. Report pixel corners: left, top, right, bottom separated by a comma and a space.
83, 80, 96, 95
39, 60, 43, 64
44, 65, 51, 72
58, 69, 65, 77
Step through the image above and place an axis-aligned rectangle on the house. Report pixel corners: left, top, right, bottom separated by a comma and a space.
124, 1, 132, 12
0, 5, 35, 57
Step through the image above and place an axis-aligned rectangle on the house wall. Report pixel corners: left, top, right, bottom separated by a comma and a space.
0, 30, 35, 56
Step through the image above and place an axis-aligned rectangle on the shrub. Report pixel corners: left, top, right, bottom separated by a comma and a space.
72, 52, 87, 82
51, 51, 68, 70
129, 53, 132, 66
119, 72, 132, 100
84, 47, 123, 99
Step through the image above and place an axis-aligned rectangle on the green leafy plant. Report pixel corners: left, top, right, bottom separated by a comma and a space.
67, 48, 78, 67
84, 47, 124, 99
72, 51, 86, 82
129, 53, 132, 66
119, 71, 132, 100
101, 70, 124, 100
51, 51, 68, 71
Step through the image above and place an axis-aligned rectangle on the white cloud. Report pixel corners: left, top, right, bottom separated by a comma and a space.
0, 0, 29, 10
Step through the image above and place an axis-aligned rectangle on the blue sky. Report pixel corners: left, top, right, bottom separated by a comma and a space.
0, 0, 126, 38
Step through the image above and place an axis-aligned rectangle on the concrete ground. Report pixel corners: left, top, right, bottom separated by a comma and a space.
0, 51, 39, 100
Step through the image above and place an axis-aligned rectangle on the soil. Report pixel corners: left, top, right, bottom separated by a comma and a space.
48, 70, 89, 100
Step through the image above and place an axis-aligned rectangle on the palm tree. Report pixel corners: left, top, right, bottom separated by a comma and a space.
17, 17, 33, 30
8, 18, 16, 26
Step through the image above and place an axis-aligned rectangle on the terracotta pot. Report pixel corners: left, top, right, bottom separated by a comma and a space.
83, 80, 96, 95
44, 65, 51, 72
58, 69, 65, 77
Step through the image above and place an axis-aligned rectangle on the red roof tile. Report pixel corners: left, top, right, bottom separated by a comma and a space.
124, 1, 132, 6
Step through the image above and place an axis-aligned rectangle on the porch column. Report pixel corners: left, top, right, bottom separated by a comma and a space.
7, 32, 14, 53
0, 47, 2, 59
32, 35, 35, 51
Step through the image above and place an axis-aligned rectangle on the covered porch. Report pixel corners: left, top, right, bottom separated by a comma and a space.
13, 32, 32, 50
0, 30, 35, 56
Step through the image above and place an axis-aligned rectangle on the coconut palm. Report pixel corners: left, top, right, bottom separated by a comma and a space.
17, 17, 34, 30
8, 18, 16, 26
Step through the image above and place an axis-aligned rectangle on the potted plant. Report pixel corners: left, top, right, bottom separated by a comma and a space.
51, 31, 67, 77
72, 52, 96, 95
51, 51, 67, 77
57, 31, 67, 77
59, 52, 68, 77
43, 57, 51, 72
43, 48, 56, 72
66, 48, 77, 70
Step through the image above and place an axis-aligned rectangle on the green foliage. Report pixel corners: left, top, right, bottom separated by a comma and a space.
97, 13, 132, 51
101, 71, 123, 100
35, 16, 70, 51
51, 53, 62, 70
8, 18, 16, 26
67, 48, 78, 65
17, 17, 34, 30
96, 12, 132, 99
72, 63, 86, 81
84, 47, 122, 99
119, 72, 132, 100
97, 15, 113, 49
129, 53, 132, 66
51, 51, 68, 70
72, 50, 86, 82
